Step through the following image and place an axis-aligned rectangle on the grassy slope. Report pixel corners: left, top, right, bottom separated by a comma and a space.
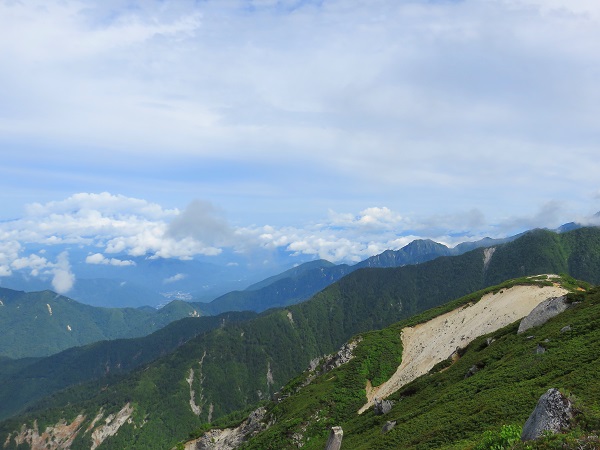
237, 279, 600, 450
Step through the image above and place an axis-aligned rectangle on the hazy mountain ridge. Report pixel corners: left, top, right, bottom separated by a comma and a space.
198, 234, 516, 315
2, 228, 600, 449
0, 288, 202, 359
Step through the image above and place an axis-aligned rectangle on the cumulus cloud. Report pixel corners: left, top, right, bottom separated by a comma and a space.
328, 207, 404, 230
11, 254, 50, 276
0, 240, 21, 277
0, 191, 597, 287
85, 253, 136, 266
51, 252, 75, 294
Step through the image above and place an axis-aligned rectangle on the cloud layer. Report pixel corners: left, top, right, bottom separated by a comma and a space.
2, 192, 599, 294
0, 0, 599, 227
1, 1, 599, 292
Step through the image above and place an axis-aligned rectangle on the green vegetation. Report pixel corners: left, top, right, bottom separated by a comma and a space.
474, 424, 523, 450
2, 227, 600, 449
236, 283, 600, 450
0, 310, 256, 421
0, 288, 203, 358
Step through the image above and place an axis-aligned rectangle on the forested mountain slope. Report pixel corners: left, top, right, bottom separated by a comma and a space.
0, 311, 256, 421
0, 289, 203, 358
2, 227, 600, 449
198, 235, 516, 315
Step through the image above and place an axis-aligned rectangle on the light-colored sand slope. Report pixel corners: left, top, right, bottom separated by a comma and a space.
359, 282, 568, 414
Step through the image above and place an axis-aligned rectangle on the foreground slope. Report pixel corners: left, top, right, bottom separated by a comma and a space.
205, 277, 597, 450
2, 228, 600, 449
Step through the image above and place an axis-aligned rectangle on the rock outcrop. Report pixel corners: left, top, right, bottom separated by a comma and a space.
185, 407, 268, 450
324, 426, 343, 450
5, 415, 86, 450
90, 403, 134, 450
521, 388, 573, 441
373, 398, 393, 415
518, 296, 569, 334
320, 339, 362, 373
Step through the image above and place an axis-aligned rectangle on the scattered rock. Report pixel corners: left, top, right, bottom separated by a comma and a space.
373, 398, 394, 415
521, 388, 573, 441
518, 296, 569, 334
561, 325, 572, 333
526, 335, 535, 340
535, 344, 546, 354
324, 426, 343, 450
486, 337, 495, 347
382, 421, 397, 433
464, 365, 480, 379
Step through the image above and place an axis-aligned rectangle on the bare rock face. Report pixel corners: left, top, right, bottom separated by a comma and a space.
321, 339, 362, 373
373, 398, 393, 415
518, 296, 569, 334
521, 388, 573, 441
186, 407, 267, 450
324, 426, 343, 450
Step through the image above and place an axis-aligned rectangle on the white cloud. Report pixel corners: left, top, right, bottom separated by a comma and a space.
0, 240, 21, 277
85, 253, 136, 266
0, 0, 598, 230
51, 252, 75, 294
164, 273, 187, 284
11, 254, 50, 276
328, 207, 404, 229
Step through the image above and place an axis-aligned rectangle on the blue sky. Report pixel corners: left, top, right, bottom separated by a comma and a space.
1, 0, 600, 291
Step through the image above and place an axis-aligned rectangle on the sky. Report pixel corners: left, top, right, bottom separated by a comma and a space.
1, 0, 600, 292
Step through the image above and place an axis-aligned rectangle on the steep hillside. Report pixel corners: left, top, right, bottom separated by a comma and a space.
1, 228, 599, 449
0, 288, 202, 358
213, 280, 600, 450
0, 311, 256, 421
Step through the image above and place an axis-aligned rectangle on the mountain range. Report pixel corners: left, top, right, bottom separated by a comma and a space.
1, 227, 600, 449
197, 234, 518, 315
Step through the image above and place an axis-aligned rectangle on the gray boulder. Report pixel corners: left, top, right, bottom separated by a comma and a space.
464, 365, 480, 379
373, 398, 394, 415
521, 388, 573, 441
535, 344, 546, 354
518, 296, 569, 334
325, 426, 343, 450
382, 421, 397, 434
